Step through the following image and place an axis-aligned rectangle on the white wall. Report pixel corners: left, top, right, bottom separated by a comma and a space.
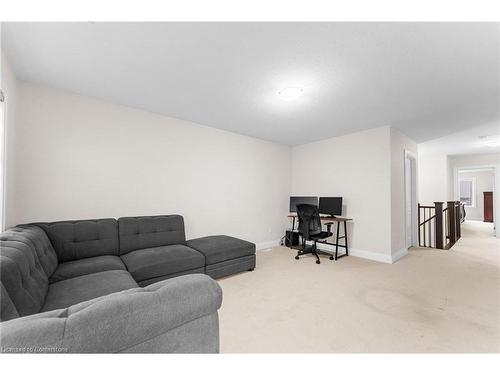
290, 126, 417, 263
4, 76, 420, 261
7, 81, 292, 247
449, 153, 500, 183
390, 127, 418, 257
458, 169, 494, 221
291, 126, 394, 262
417, 153, 450, 205
6, 79, 420, 261
0, 49, 17, 231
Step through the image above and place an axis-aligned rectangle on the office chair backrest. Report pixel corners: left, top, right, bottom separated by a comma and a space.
296, 204, 322, 240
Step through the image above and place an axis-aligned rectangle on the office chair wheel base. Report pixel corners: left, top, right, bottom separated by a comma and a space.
329, 256, 334, 260
295, 256, 299, 260
316, 260, 320, 264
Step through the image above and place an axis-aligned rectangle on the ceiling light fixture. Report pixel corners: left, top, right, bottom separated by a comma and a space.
485, 139, 500, 148
277, 87, 304, 101
479, 135, 500, 148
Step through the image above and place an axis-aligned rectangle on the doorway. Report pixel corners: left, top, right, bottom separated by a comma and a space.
454, 166, 496, 236
405, 150, 418, 248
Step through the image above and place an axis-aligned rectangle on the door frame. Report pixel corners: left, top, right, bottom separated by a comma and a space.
404, 150, 418, 248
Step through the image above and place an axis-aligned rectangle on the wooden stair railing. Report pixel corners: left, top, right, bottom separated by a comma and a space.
418, 201, 463, 249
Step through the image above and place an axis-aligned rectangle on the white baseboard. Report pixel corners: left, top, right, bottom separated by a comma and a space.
350, 248, 393, 263
256, 239, 281, 251
256, 240, 408, 264
391, 247, 409, 263
465, 217, 483, 222
316, 243, 404, 264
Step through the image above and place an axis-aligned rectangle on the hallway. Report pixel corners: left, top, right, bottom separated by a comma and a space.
451, 220, 498, 264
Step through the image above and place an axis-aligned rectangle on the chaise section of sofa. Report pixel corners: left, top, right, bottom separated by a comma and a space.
187, 235, 256, 279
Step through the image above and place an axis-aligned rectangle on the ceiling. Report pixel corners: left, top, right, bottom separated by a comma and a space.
418, 121, 500, 156
2, 22, 499, 146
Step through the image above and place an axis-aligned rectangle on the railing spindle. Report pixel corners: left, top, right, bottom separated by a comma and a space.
447, 201, 456, 246
418, 203, 421, 246
417, 201, 459, 250
434, 202, 444, 249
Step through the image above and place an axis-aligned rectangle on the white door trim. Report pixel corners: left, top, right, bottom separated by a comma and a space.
404, 149, 418, 248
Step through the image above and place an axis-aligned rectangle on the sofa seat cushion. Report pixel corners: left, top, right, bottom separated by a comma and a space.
121, 245, 205, 282
42, 270, 138, 312
50, 255, 127, 283
186, 235, 256, 265
136, 267, 206, 287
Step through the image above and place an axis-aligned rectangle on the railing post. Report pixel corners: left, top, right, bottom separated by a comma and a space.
447, 201, 456, 245
455, 201, 461, 240
417, 203, 421, 247
434, 202, 444, 249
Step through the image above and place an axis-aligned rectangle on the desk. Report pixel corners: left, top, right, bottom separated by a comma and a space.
287, 214, 352, 260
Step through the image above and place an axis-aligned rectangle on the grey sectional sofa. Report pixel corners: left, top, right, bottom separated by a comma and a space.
0, 215, 256, 353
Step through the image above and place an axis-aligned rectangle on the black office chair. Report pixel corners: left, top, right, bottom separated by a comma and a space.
295, 204, 334, 264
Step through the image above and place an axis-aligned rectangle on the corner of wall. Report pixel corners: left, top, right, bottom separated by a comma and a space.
389, 126, 418, 257
1, 49, 18, 230
391, 247, 409, 263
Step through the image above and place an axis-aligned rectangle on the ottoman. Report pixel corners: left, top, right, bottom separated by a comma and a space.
186, 235, 256, 279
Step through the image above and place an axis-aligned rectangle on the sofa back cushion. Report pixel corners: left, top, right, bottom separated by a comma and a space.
118, 215, 186, 255
14, 225, 58, 277
34, 219, 119, 262
0, 227, 52, 321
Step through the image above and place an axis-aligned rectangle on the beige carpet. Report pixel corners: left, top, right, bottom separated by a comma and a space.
217, 221, 500, 353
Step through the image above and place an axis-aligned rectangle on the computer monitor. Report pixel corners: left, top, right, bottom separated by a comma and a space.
289, 196, 318, 212
319, 197, 343, 216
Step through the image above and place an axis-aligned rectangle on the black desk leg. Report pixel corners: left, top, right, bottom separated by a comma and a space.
344, 221, 349, 256
335, 222, 340, 260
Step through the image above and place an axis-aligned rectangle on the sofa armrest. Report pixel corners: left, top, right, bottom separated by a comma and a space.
0, 274, 222, 353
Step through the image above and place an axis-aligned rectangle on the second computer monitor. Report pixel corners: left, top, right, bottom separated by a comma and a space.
289, 196, 319, 212
319, 197, 343, 216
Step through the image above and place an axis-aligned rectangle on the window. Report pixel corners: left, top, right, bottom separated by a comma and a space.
459, 177, 476, 207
